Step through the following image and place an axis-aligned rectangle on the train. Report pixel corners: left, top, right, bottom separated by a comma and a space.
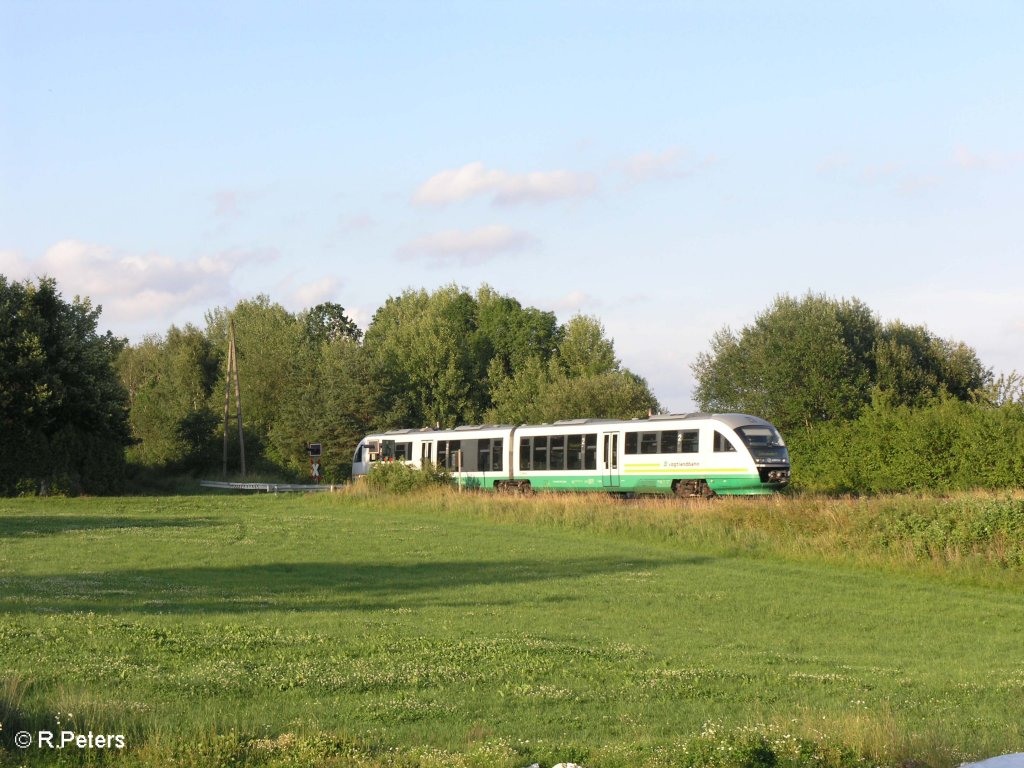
352, 413, 790, 496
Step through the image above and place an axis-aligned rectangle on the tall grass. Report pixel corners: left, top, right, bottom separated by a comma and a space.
350, 487, 1024, 587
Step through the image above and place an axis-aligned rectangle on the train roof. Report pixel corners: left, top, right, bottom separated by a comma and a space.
359, 413, 778, 442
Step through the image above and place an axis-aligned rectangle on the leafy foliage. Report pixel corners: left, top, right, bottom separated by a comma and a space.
789, 397, 1024, 494
0, 276, 131, 494
486, 355, 659, 423
693, 292, 991, 432
118, 324, 221, 468
301, 301, 362, 345
205, 295, 307, 454
363, 459, 451, 493
362, 285, 485, 428
115, 285, 1015, 494
554, 313, 619, 377
270, 336, 377, 482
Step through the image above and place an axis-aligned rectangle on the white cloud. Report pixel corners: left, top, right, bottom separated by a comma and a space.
339, 213, 374, 232
0, 248, 31, 276
896, 174, 940, 195
953, 145, 1024, 171
861, 162, 903, 184
213, 189, 241, 219
621, 147, 717, 183
1, 239, 277, 328
289, 276, 341, 309
413, 161, 597, 206
818, 155, 941, 195
541, 290, 600, 315
398, 225, 537, 265
815, 153, 852, 176
492, 169, 598, 204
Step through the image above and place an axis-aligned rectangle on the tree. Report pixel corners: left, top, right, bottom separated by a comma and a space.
486, 355, 659, 423
873, 321, 989, 407
118, 324, 221, 469
362, 285, 485, 428
554, 314, 619, 377
485, 306, 660, 424
692, 292, 991, 432
0, 276, 131, 494
205, 296, 307, 466
301, 302, 361, 346
271, 336, 378, 481
475, 285, 559, 378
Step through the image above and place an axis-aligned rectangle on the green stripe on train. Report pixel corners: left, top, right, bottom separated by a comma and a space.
454, 473, 778, 495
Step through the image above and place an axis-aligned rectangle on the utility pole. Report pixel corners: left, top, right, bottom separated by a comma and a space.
223, 318, 246, 477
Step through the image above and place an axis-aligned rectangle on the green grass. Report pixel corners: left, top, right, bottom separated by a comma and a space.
1, 490, 1022, 767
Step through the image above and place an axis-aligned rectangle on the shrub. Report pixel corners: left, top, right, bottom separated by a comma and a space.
788, 398, 1024, 494
365, 461, 451, 494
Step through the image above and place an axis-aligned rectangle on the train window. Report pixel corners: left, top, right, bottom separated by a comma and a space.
438, 440, 462, 469
681, 430, 699, 453
584, 434, 597, 469
735, 425, 788, 462
660, 431, 679, 453
713, 432, 736, 452
532, 436, 548, 471
394, 442, 413, 461
625, 432, 638, 454
567, 434, 582, 470
491, 439, 503, 471
640, 432, 659, 454
549, 435, 565, 471
477, 440, 491, 471
519, 438, 531, 470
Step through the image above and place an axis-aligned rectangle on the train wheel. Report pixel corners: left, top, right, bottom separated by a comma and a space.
497, 480, 532, 495
673, 480, 698, 497
673, 480, 715, 498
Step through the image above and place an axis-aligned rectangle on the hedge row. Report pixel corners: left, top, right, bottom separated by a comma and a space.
788, 398, 1024, 494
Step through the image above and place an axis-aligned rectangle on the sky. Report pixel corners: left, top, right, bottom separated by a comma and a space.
2, 1, 1022, 411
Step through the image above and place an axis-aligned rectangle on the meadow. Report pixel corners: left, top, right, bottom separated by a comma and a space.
1, 490, 1022, 767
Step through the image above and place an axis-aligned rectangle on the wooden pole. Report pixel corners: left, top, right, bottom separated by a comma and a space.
232, 320, 246, 478
222, 319, 247, 478
222, 327, 231, 477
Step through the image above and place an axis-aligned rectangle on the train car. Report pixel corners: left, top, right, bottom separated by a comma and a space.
351, 413, 790, 496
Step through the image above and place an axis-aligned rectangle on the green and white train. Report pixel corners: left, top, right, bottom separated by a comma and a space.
352, 413, 790, 496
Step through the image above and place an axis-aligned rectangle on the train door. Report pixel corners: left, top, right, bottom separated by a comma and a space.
421, 441, 433, 467
602, 432, 620, 488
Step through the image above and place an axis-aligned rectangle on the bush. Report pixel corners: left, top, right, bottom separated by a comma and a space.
364, 461, 451, 494
788, 398, 1024, 494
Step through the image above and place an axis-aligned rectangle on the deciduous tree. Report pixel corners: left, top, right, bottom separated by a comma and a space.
692, 292, 991, 431
1, 276, 131, 494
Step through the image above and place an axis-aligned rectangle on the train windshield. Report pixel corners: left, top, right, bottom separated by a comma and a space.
735, 425, 789, 463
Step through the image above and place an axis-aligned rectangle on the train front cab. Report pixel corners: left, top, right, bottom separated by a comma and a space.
617, 415, 790, 496
705, 417, 790, 495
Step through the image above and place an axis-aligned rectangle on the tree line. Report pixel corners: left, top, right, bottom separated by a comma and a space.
2, 276, 1020, 494
118, 284, 659, 485
691, 293, 1023, 492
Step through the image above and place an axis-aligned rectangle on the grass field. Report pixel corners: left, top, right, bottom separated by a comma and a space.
1, 490, 1023, 767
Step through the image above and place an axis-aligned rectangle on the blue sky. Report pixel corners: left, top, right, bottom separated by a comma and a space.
2, 1, 1022, 410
